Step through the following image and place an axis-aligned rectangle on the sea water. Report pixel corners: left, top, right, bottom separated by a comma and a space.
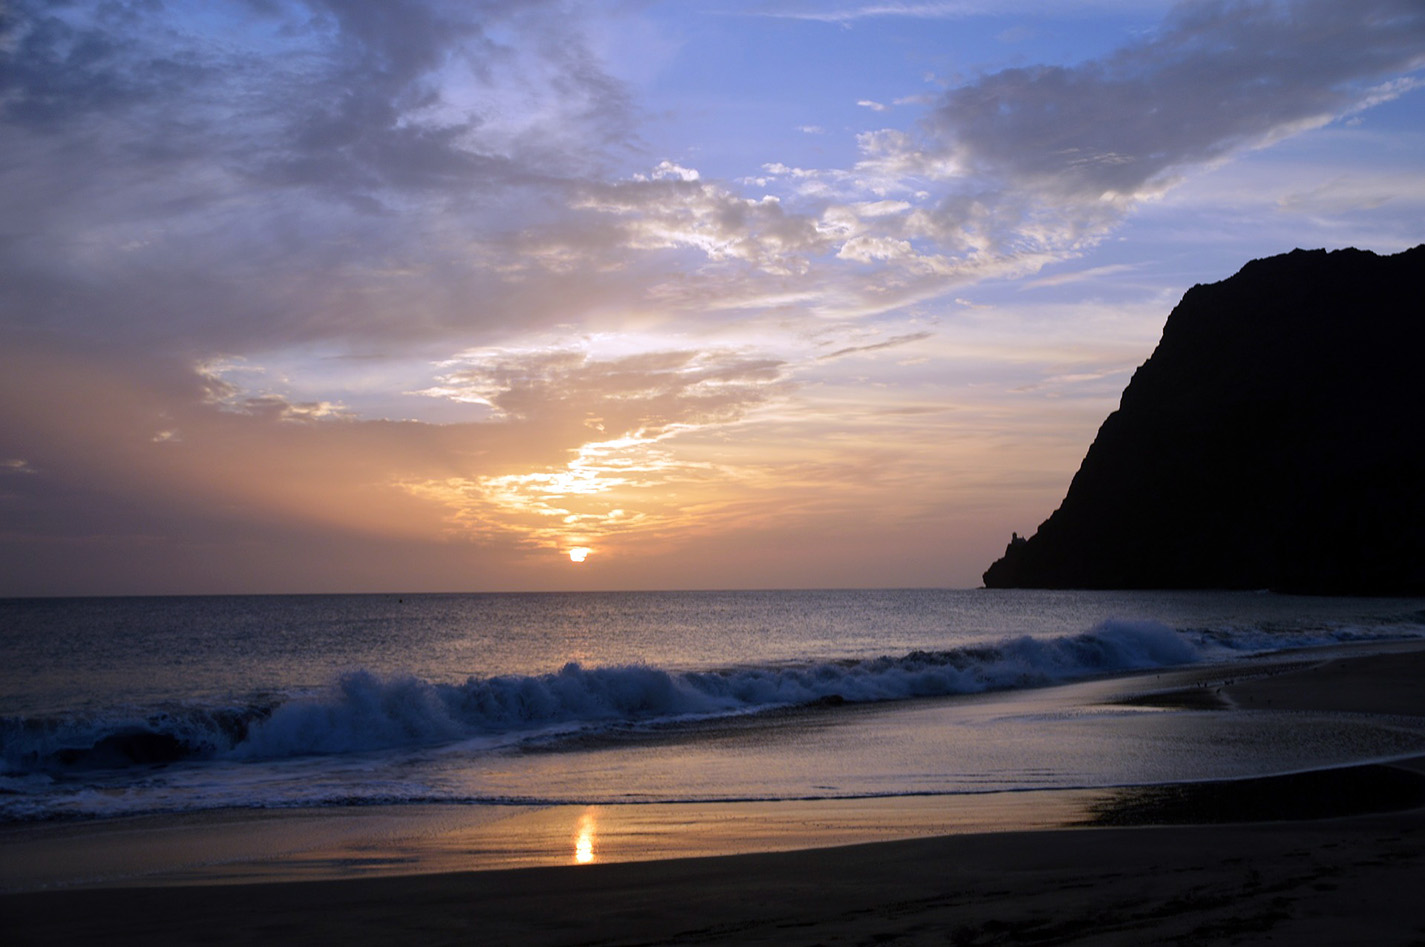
2, 589, 1424, 822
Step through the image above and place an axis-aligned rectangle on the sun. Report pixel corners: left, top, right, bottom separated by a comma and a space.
568, 547, 591, 563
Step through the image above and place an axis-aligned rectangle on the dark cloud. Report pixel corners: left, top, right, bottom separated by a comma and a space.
2, 0, 632, 196
0, 0, 643, 356
928, 0, 1425, 204
248, 0, 639, 198
250, 0, 526, 197
817, 331, 933, 361
0, 1, 211, 129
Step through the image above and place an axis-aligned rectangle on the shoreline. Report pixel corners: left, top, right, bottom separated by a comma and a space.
5, 642, 1425, 943
5, 637, 1421, 893
6, 794, 1425, 945
0, 791, 1106, 891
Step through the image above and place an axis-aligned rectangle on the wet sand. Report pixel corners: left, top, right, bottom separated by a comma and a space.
5, 645, 1425, 945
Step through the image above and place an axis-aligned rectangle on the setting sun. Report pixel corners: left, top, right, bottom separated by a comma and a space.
568, 547, 591, 563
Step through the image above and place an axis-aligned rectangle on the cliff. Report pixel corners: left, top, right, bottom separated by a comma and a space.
983, 245, 1425, 595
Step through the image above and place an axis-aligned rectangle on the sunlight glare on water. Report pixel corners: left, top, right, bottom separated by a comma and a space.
574, 809, 597, 864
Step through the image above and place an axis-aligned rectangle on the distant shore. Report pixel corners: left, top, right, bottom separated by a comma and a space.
5, 644, 1425, 945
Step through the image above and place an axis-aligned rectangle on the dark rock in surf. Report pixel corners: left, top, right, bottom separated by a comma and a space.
52, 729, 191, 769
983, 245, 1425, 596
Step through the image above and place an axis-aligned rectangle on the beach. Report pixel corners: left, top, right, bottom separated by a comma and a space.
5, 644, 1425, 945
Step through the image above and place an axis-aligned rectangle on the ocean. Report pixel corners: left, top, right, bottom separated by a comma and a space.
3, 588, 1425, 825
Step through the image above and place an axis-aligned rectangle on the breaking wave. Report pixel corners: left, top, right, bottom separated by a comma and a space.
0, 617, 1410, 776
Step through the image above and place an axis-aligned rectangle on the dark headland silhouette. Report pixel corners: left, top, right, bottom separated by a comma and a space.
984, 245, 1425, 596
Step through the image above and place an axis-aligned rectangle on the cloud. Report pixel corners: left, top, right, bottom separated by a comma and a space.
816, 331, 934, 361
750, 2, 1120, 24
1275, 170, 1425, 215
575, 168, 834, 276
398, 343, 793, 554
0, 336, 793, 575
734, 1, 1425, 294
910, 0, 1425, 248
2, 0, 1422, 593
1011, 368, 1134, 393
421, 345, 788, 432
10, 0, 1414, 368
0, 0, 644, 355
1023, 263, 1141, 289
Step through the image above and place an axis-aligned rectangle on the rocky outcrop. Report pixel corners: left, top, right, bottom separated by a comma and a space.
983, 245, 1425, 595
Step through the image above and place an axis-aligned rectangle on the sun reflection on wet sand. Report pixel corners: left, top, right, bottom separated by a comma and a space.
574, 808, 597, 864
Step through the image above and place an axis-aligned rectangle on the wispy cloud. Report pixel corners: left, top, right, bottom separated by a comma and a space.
817, 331, 934, 361
399, 343, 792, 556
1024, 263, 1141, 289
749, 1, 1166, 24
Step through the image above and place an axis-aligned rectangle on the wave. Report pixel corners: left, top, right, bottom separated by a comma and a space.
227, 618, 1199, 760
0, 617, 1409, 776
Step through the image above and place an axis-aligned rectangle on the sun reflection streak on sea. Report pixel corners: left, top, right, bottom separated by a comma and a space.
575, 808, 598, 864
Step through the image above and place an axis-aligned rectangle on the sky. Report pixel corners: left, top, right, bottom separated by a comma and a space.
1, 0, 1422, 596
